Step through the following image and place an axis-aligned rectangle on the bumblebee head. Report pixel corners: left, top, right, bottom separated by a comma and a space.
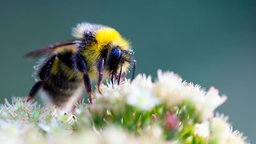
105, 46, 135, 74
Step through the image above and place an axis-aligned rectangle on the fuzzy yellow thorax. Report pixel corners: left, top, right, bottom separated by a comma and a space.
95, 28, 130, 50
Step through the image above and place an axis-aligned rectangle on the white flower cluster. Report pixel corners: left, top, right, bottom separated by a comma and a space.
96, 70, 226, 119
93, 70, 248, 143
155, 70, 227, 121
95, 74, 162, 111
0, 71, 249, 144
209, 114, 248, 144
0, 121, 167, 144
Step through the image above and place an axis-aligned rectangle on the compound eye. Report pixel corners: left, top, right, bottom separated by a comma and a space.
111, 47, 121, 59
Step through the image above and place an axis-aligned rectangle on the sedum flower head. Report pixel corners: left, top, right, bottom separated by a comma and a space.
0, 71, 249, 144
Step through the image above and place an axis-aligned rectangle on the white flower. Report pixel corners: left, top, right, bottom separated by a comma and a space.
145, 125, 163, 140
38, 123, 50, 132
101, 127, 128, 144
205, 87, 227, 110
209, 114, 248, 144
194, 121, 210, 138
94, 79, 130, 102
201, 87, 227, 120
155, 70, 184, 106
126, 74, 162, 111
182, 83, 227, 121
182, 83, 206, 107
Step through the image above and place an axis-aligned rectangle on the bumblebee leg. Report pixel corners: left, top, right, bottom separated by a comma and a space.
97, 58, 104, 96
39, 55, 57, 80
83, 74, 93, 103
111, 74, 114, 84
26, 55, 56, 102
26, 81, 44, 102
131, 60, 136, 81
111, 73, 115, 85
76, 54, 93, 104
117, 62, 123, 85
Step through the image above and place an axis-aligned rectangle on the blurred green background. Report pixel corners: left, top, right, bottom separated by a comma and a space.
1, 0, 255, 142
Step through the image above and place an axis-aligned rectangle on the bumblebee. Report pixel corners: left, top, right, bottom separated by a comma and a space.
25, 22, 136, 108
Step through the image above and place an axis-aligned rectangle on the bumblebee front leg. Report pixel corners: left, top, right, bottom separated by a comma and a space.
76, 54, 93, 104
131, 60, 136, 81
26, 55, 56, 102
97, 57, 104, 95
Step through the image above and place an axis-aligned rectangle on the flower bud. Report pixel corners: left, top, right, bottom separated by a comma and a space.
165, 111, 179, 131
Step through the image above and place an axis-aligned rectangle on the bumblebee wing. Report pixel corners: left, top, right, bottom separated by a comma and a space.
25, 39, 83, 58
